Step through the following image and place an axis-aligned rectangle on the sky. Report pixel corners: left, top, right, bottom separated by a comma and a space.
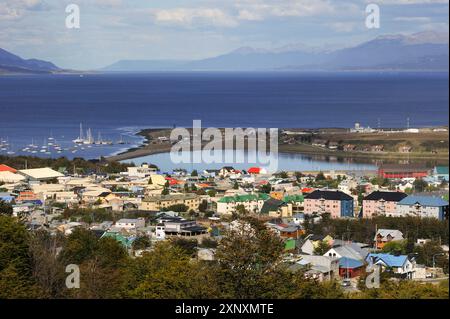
0, 0, 448, 70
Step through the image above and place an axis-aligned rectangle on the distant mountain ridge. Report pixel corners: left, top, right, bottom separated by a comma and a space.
103, 31, 449, 72
0, 48, 61, 74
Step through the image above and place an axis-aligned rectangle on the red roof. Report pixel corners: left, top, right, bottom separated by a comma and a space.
0, 164, 17, 173
248, 167, 261, 174
302, 187, 314, 194
165, 177, 180, 185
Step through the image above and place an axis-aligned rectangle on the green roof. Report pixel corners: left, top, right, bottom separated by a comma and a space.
218, 193, 270, 203
283, 194, 304, 203
101, 232, 135, 248
436, 166, 449, 175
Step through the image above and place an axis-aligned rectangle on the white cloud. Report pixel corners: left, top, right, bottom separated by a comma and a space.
394, 16, 432, 22
366, 0, 449, 4
152, 8, 238, 28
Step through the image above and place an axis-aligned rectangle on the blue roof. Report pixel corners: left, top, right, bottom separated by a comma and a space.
435, 166, 449, 175
339, 257, 364, 269
398, 195, 449, 207
366, 253, 408, 268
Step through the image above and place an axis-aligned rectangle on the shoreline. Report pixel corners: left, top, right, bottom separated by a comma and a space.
107, 127, 450, 164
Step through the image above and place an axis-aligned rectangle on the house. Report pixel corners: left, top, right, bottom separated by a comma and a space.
140, 194, 200, 211
0, 192, 15, 203
163, 220, 207, 237
312, 139, 327, 148
18, 167, 64, 182
219, 166, 236, 177
300, 234, 334, 255
247, 167, 267, 175
304, 190, 354, 218
324, 244, 370, 262
283, 194, 304, 214
292, 213, 305, 225
378, 164, 430, 179
0, 164, 17, 173
339, 257, 365, 278
0, 171, 25, 183
374, 229, 404, 250
398, 146, 412, 153
434, 166, 449, 182
291, 255, 340, 282
362, 191, 408, 218
260, 198, 293, 218
126, 163, 158, 178
343, 144, 356, 152
371, 145, 384, 152
115, 218, 146, 230
366, 253, 416, 279
396, 196, 449, 220
216, 193, 270, 215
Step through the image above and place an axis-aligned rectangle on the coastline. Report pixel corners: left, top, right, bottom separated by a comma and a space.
107, 127, 450, 164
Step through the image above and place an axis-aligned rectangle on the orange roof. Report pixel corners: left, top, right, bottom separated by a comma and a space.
0, 164, 17, 173
302, 187, 314, 193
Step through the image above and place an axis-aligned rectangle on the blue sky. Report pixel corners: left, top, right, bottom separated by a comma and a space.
0, 0, 448, 69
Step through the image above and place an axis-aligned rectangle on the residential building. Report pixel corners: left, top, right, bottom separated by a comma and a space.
378, 164, 430, 179
140, 194, 200, 211
216, 193, 270, 215
304, 190, 354, 218
18, 167, 64, 181
396, 196, 449, 220
260, 198, 293, 217
115, 218, 146, 230
362, 191, 408, 218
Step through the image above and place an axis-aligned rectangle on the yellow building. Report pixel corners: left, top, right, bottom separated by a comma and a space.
140, 194, 201, 211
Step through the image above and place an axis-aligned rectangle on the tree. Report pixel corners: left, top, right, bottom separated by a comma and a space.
0, 200, 13, 216
233, 182, 239, 190
0, 215, 39, 298
198, 200, 208, 213
413, 178, 428, 193
207, 190, 217, 197
191, 170, 198, 177
314, 240, 331, 255
121, 242, 219, 299
132, 236, 152, 251
170, 238, 198, 257
235, 204, 248, 216
316, 172, 326, 181
382, 240, 408, 255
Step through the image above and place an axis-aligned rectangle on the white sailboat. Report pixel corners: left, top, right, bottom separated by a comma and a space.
73, 123, 85, 144
83, 128, 94, 145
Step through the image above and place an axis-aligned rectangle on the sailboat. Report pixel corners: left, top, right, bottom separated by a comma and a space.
73, 123, 85, 144
83, 128, 94, 145
117, 134, 126, 145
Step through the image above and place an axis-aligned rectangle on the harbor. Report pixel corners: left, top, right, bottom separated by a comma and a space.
0, 123, 145, 159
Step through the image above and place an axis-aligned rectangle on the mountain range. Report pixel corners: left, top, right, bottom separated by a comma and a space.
104, 31, 449, 72
0, 31, 448, 74
0, 48, 61, 74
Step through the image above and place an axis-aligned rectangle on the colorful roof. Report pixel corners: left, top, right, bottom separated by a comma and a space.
339, 257, 364, 269
0, 164, 17, 173
398, 195, 449, 207
218, 193, 270, 203
366, 253, 408, 268
248, 167, 261, 174
435, 166, 449, 175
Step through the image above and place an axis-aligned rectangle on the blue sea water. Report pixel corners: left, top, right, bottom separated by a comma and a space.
0, 72, 448, 160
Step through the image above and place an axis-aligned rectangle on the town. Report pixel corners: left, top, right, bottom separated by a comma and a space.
0, 156, 448, 298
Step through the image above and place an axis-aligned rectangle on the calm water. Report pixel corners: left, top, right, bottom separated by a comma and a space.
0, 72, 448, 159
126, 150, 378, 173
